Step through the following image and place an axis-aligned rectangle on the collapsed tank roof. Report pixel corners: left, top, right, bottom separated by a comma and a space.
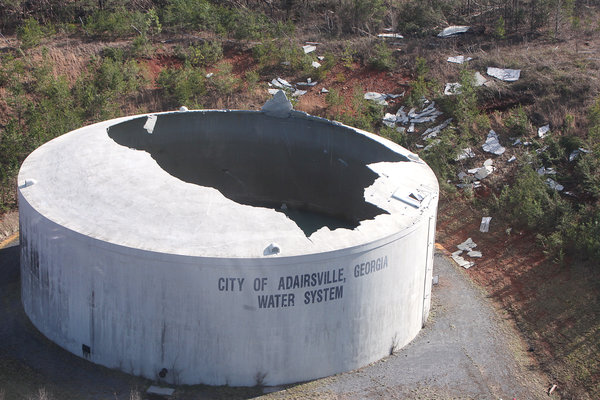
18, 109, 438, 258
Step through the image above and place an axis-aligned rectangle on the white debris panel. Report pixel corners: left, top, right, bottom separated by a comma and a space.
444, 82, 462, 95
482, 130, 506, 155
455, 147, 475, 161
538, 124, 550, 138
569, 148, 590, 162
546, 178, 564, 191
447, 55, 472, 64
302, 44, 316, 54
364, 91, 405, 106
487, 67, 521, 82
422, 118, 452, 140
377, 33, 404, 39
480, 217, 492, 233
438, 26, 470, 37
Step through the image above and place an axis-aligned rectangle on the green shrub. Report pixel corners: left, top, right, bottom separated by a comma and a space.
368, 41, 395, 71
17, 18, 45, 48
187, 41, 223, 67
158, 63, 207, 108
85, 8, 146, 38
396, 1, 447, 37
499, 165, 570, 230
207, 62, 241, 98
505, 105, 531, 136
406, 57, 433, 107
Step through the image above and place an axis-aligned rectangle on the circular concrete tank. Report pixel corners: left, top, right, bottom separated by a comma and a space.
18, 96, 439, 386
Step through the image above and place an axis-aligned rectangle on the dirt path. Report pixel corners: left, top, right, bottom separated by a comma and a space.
0, 234, 550, 400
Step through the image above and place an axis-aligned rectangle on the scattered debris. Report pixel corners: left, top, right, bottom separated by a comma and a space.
312, 61, 321, 68
267, 88, 279, 95
457, 237, 477, 251
377, 33, 404, 39
538, 124, 550, 138
179, 106, 188, 112
455, 147, 475, 161
482, 130, 506, 155
205, 72, 214, 78
317, 55, 325, 61
423, 139, 441, 150
536, 145, 548, 154
507, 155, 517, 163
548, 384, 558, 396
432, 275, 439, 285
422, 118, 452, 140
392, 189, 427, 208
364, 91, 405, 106
537, 166, 556, 176
321, 87, 329, 94
475, 165, 494, 180
270, 77, 293, 89
292, 89, 307, 97
364, 92, 389, 106
486, 67, 521, 82
147, 386, 175, 396
546, 178, 564, 191
480, 216, 492, 233
447, 55, 472, 64
383, 113, 397, 127
438, 26, 470, 37
143, 115, 157, 134
452, 250, 474, 269
444, 82, 462, 95
302, 44, 316, 54
297, 77, 317, 86
568, 147, 590, 162
474, 71, 488, 86
467, 250, 482, 258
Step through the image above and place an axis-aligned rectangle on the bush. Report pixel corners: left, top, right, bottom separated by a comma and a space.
499, 165, 570, 231
158, 63, 207, 108
85, 8, 146, 38
17, 18, 45, 48
187, 41, 223, 67
396, 1, 448, 37
368, 41, 395, 71
505, 105, 531, 136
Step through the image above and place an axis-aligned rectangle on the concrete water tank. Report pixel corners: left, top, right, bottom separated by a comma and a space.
18, 94, 439, 386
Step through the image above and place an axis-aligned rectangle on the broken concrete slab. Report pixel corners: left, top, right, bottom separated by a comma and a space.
451, 251, 474, 269
423, 118, 453, 140
538, 124, 550, 138
569, 147, 590, 162
480, 216, 492, 233
444, 82, 462, 95
147, 386, 175, 396
456, 148, 475, 161
383, 113, 397, 127
302, 44, 316, 54
438, 26, 470, 37
474, 165, 494, 180
467, 250, 482, 258
261, 90, 293, 118
457, 237, 477, 251
292, 89, 307, 97
474, 71, 488, 86
546, 178, 564, 191
482, 130, 506, 155
364, 92, 388, 106
447, 55, 472, 64
377, 33, 404, 39
486, 67, 521, 82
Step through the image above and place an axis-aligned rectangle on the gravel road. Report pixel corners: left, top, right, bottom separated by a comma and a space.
0, 238, 549, 399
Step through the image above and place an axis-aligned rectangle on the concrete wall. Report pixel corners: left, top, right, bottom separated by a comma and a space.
19, 193, 437, 386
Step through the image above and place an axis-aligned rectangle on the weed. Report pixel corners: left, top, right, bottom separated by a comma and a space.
187, 41, 223, 67
254, 371, 267, 387
406, 57, 432, 107
506, 105, 531, 137
368, 41, 395, 71
17, 18, 46, 49
341, 44, 356, 69
158, 63, 207, 109
245, 70, 259, 90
